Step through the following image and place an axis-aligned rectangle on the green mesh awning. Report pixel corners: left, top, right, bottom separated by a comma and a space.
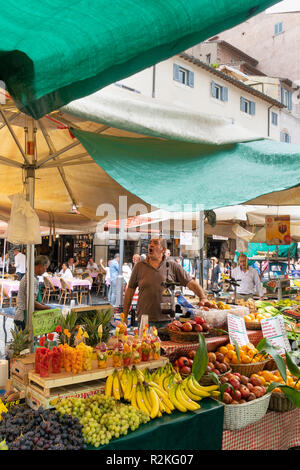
0, 0, 280, 118
73, 129, 300, 211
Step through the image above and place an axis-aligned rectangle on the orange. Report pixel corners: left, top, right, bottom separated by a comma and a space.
226, 344, 235, 351
242, 355, 251, 364
246, 343, 256, 350
231, 353, 239, 364
223, 356, 231, 364
226, 350, 234, 360
247, 349, 255, 358
219, 346, 228, 355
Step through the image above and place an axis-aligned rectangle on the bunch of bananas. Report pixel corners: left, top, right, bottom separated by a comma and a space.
104, 363, 220, 419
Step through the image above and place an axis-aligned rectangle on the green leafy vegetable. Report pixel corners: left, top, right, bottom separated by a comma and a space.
257, 338, 287, 383
192, 333, 208, 381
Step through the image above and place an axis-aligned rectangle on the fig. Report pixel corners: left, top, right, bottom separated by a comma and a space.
212, 368, 220, 375
208, 352, 216, 362
247, 382, 254, 392
188, 350, 196, 359
193, 324, 203, 332
206, 365, 212, 373
207, 362, 215, 370
181, 366, 192, 375
250, 377, 263, 387
214, 361, 221, 369
182, 322, 193, 332
240, 375, 249, 385
202, 323, 209, 331
240, 385, 250, 399
231, 400, 239, 405
215, 352, 224, 363
223, 392, 232, 404
252, 386, 264, 398
229, 378, 240, 389
220, 376, 229, 384
239, 399, 247, 404
217, 363, 227, 374
247, 393, 256, 401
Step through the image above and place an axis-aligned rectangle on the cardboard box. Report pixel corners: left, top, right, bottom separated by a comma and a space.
26, 379, 106, 410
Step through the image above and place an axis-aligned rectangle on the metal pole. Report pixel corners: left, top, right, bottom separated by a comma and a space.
25, 118, 35, 350
115, 218, 125, 308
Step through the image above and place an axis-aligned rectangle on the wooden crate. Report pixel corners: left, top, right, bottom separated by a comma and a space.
10, 353, 35, 385
26, 379, 106, 410
11, 374, 28, 393
28, 357, 168, 398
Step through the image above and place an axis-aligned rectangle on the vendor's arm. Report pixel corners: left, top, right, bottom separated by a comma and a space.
186, 279, 207, 301
34, 301, 50, 310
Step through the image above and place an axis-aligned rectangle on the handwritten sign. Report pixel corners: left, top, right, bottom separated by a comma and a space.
227, 313, 249, 347
32, 308, 63, 336
261, 315, 291, 355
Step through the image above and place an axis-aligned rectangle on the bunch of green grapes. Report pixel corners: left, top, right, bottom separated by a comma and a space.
55, 394, 150, 448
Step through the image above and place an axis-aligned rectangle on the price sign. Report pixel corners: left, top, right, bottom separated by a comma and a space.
32, 308, 63, 336
266, 215, 291, 245
227, 313, 249, 347
261, 315, 291, 355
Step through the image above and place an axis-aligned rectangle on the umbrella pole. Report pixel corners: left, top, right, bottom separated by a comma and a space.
25, 118, 35, 351
198, 211, 204, 287
116, 218, 125, 309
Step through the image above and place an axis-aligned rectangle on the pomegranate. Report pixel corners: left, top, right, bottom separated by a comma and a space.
182, 322, 193, 332
178, 356, 189, 368
195, 316, 205, 325
229, 378, 240, 390
223, 392, 232, 404
250, 377, 263, 387
180, 366, 192, 375
172, 320, 183, 329
240, 385, 250, 399
193, 324, 203, 332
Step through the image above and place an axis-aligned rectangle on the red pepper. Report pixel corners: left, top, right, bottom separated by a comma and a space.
39, 336, 46, 347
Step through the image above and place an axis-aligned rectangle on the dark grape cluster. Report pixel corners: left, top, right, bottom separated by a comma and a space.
0, 405, 85, 450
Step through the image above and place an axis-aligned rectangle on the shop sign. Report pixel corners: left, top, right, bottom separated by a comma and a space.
266, 215, 291, 245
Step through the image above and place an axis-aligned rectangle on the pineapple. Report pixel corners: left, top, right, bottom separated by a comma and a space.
8, 327, 30, 357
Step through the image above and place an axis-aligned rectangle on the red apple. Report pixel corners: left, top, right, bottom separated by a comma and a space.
193, 324, 203, 332
195, 316, 205, 325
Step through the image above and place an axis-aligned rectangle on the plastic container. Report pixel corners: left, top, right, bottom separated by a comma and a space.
194, 305, 250, 330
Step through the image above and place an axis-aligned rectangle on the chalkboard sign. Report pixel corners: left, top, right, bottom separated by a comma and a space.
32, 308, 63, 336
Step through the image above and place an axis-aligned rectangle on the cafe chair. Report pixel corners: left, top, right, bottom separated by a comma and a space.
0, 287, 11, 307
81, 272, 91, 280
43, 276, 60, 303
79, 276, 92, 305
95, 273, 105, 297
59, 278, 80, 305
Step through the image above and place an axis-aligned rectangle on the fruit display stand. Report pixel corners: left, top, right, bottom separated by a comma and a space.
27, 357, 169, 399
160, 330, 263, 357
222, 408, 300, 450
87, 398, 224, 450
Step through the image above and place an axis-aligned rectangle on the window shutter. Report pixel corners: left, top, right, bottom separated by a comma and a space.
173, 64, 180, 82
221, 86, 228, 102
280, 131, 285, 142
240, 97, 245, 112
281, 87, 285, 104
211, 80, 217, 98
274, 23, 278, 35
249, 101, 256, 115
287, 134, 291, 143
188, 71, 194, 88
288, 91, 292, 110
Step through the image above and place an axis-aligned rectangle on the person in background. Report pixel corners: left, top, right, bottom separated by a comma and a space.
68, 257, 79, 273
98, 259, 107, 275
109, 253, 120, 306
13, 247, 26, 280
195, 253, 211, 290
132, 254, 141, 266
123, 237, 207, 329
182, 253, 193, 276
210, 257, 221, 289
87, 258, 98, 271
122, 262, 132, 286
104, 260, 111, 300
0, 252, 9, 273
59, 262, 73, 279
15, 255, 51, 331
231, 254, 263, 299
175, 257, 182, 265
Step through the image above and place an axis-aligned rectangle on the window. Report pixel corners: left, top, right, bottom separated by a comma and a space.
280, 131, 291, 143
211, 80, 228, 101
240, 96, 256, 115
271, 112, 278, 126
173, 64, 194, 87
274, 22, 283, 35
281, 87, 292, 110
206, 54, 211, 65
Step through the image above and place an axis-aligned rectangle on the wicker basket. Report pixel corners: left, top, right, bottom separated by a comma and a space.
168, 330, 208, 343
264, 356, 286, 371
268, 391, 296, 412
200, 368, 232, 386
223, 393, 271, 430
229, 360, 269, 377
157, 327, 170, 341
245, 321, 261, 330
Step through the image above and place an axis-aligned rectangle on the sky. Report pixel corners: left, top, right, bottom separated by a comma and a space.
267, 0, 300, 13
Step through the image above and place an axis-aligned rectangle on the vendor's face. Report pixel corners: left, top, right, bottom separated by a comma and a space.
148, 238, 165, 260
239, 256, 247, 271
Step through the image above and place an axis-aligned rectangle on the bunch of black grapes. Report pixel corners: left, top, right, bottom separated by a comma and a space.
0, 406, 86, 450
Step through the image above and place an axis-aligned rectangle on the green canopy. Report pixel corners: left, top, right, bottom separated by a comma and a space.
0, 0, 280, 118
73, 129, 300, 211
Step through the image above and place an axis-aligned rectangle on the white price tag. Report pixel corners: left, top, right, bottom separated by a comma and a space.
227, 313, 249, 347
261, 315, 291, 356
